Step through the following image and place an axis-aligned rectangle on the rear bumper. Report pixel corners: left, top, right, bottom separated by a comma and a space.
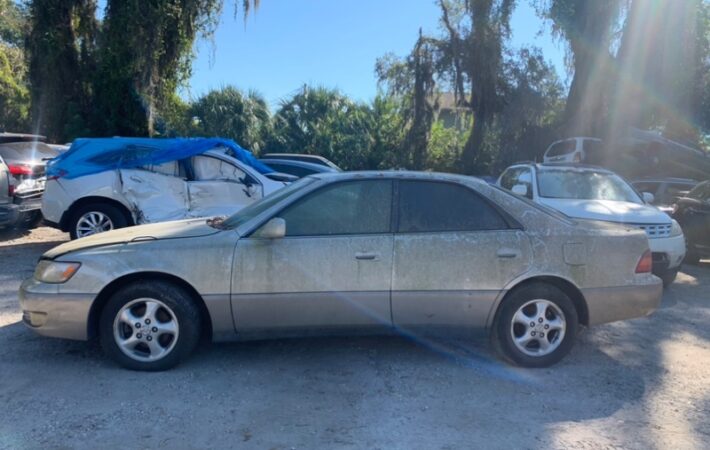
19, 278, 94, 341
583, 276, 663, 326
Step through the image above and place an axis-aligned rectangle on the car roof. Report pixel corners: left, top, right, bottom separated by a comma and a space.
0, 132, 47, 144
261, 153, 340, 168
307, 170, 489, 186
506, 162, 615, 174
258, 158, 336, 172
631, 177, 697, 184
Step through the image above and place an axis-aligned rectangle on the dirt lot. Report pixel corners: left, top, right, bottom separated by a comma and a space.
1, 226, 709, 450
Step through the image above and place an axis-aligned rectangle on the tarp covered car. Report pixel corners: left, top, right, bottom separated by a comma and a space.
42, 137, 286, 239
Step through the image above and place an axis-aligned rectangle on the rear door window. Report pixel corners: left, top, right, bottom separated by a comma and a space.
397, 181, 508, 233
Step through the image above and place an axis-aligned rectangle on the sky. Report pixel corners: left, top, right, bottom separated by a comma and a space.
187, 0, 568, 108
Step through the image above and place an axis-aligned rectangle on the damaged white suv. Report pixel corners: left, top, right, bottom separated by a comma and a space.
42, 138, 286, 239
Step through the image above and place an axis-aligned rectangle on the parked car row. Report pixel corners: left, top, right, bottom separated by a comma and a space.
11, 137, 707, 372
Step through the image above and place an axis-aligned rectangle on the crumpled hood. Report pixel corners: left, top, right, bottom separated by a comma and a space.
44, 218, 220, 259
538, 198, 671, 224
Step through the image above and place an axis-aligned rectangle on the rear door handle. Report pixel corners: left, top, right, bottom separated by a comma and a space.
355, 252, 378, 261
497, 248, 520, 259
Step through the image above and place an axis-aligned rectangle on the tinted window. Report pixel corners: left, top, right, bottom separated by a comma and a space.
280, 180, 392, 236
499, 168, 521, 190
0, 142, 59, 161
547, 140, 576, 157
398, 181, 508, 233
267, 163, 315, 178
515, 168, 533, 199
664, 183, 695, 204
688, 181, 710, 201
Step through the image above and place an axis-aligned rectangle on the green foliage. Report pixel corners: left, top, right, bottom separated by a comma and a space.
0, 0, 29, 131
163, 86, 272, 153
267, 86, 373, 169
27, 0, 97, 141
427, 119, 469, 172
26, 0, 260, 141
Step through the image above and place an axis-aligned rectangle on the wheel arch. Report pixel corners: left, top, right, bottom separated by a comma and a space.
489, 275, 589, 329
60, 196, 135, 232
87, 272, 213, 342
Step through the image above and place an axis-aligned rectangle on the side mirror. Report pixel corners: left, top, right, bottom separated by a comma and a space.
254, 217, 286, 239
511, 184, 529, 197
642, 192, 655, 204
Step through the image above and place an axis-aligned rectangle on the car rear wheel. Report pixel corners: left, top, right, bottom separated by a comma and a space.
99, 281, 202, 371
493, 283, 578, 368
70, 203, 128, 239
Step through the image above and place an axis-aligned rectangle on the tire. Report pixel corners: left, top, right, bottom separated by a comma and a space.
684, 248, 701, 265
493, 282, 578, 368
15, 210, 43, 229
660, 268, 679, 287
99, 280, 202, 371
69, 203, 129, 239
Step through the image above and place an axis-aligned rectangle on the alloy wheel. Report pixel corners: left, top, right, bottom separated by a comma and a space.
76, 211, 114, 238
510, 299, 566, 357
113, 298, 180, 362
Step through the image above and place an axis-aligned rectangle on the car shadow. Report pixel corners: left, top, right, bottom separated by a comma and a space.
0, 317, 646, 449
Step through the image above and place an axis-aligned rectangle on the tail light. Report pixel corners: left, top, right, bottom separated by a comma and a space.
635, 250, 653, 274
8, 164, 33, 176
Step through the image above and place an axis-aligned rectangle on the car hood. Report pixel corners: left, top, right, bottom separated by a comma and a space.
538, 198, 671, 224
44, 218, 221, 259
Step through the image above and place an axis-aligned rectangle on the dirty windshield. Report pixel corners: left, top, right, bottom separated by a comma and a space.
221, 176, 316, 229
537, 169, 642, 203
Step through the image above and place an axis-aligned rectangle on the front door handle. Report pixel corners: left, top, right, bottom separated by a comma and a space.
497, 248, 520, 259
355, 252, 378, 261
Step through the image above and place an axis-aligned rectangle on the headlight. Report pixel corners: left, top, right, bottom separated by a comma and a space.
670, 219, 683, 237
34, 260, 81, 283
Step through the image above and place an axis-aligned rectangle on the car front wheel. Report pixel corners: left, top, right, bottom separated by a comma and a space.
493, 283, 578, 368
99, 281, 202, 371
70, 203, 128, 239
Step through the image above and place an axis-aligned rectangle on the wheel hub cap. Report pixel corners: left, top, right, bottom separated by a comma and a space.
510, 299, 566, 357
113, 298, 179, 362
76, 211, 114, 238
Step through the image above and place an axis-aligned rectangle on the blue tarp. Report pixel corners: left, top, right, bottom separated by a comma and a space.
46, 137, 273, 180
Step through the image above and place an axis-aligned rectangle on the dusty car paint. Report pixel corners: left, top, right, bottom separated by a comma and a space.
22, 172, 661, 345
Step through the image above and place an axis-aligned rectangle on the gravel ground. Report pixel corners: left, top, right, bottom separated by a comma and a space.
1, 226, 709, 450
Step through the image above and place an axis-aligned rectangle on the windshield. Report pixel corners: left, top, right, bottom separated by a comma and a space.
537, 169, 642, 203
222, 177, 317, 229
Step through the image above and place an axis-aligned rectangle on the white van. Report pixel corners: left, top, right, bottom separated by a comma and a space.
543, 137, 604, 164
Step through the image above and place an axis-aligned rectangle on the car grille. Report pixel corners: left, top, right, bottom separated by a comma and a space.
632, 223, 672, 239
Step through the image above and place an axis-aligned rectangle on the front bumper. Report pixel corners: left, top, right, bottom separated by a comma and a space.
19, 278, 95, 340
648, 234, 685, 271
583, 275, 663, 326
